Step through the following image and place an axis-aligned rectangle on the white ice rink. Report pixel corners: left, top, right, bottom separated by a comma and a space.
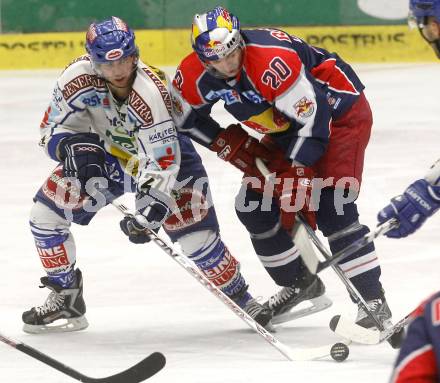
0, 64, 439, 382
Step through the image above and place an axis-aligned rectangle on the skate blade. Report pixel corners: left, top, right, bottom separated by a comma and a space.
272, 295, 333, 325
23, 316, 89, 334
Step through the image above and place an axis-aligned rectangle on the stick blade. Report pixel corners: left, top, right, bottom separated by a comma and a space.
100, 352, 166, 383
329, 315, 380, 345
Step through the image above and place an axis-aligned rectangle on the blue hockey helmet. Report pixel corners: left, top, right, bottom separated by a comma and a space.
409, 0, 440, 24
191, 6, 242, 62
85, 16, 138, 64
409, 0, 440, 57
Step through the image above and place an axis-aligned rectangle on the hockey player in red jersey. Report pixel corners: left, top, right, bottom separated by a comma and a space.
171, 6, 394, 327
386, 1, 440, 381
22, 16, 272, 334
391, 291, 440, 383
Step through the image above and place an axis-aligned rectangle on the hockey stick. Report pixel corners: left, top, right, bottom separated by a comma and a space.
313, 219, 397, 273
254, 158, 404, 348
108, 196, 343, 362
254, 158, 398, 273
0, 332, 165, 383
297, 218, 404, 348
316, 219, 398, 273
329, 312, 410, 345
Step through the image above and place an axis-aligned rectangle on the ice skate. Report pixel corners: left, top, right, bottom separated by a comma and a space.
22, 269, 88, 334
230, 285, 273, 328
355, 293, 405, 348
355, 292, 392, 330
264, 267, 332, 325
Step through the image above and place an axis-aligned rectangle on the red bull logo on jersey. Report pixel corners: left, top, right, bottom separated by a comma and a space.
105, 48, 123, 61
294, 97, 315, 118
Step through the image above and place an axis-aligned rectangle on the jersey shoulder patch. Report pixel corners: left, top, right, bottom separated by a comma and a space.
173, 53, 205, 106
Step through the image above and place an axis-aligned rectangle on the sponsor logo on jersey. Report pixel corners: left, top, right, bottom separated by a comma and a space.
294, 97, 315, 118
205, 89, 241, 105
142, 66, 172, 114
154, 144, 177, 170
148, 127, 176, 143
163, 187, 209, 232
105, 48, 123, 61
243, 107, 290, 134
128, 90, 154, 126
242, 90, 264, 104
62, 74, 105, 100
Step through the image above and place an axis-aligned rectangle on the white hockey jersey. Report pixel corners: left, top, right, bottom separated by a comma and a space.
39, 55, 180, 195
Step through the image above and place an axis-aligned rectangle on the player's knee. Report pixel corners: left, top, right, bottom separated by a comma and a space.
317, 189, 360, 237
29, 201, 70, 231
235, 202, 279, 234
177, 229, 218, 256
328, 222, 370, 253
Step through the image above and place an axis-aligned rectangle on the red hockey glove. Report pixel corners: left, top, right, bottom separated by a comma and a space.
273, 165, 316, 231
210, 124, 273, 177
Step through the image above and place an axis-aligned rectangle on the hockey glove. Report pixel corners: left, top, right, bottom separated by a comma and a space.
209, 124, 274, 177
273, 165, 316, 231
120, 185, 172, 244
120, 216, 155, 244
378, 179, 440, 238
58, 133, 106, 193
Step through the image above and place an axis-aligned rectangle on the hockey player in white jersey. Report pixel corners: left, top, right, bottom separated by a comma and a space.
378, 1, 440, 238
22, 16, 272, 333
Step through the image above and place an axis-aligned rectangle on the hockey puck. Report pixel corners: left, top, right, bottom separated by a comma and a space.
330, 342, 349, 362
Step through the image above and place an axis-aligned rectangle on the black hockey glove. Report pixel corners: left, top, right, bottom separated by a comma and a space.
58, 133, 106, 193
120, 216, 155, 244
120, 187, 172, 244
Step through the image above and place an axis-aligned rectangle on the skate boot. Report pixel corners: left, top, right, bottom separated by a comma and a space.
264, 266, 332, 325
355, 291, 404, 348
22, 269, 88, 334
355, 290, 392, 330
230, 285, 273, 328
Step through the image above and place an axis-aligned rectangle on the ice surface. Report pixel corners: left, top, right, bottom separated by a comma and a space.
0, 63, 439, 382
